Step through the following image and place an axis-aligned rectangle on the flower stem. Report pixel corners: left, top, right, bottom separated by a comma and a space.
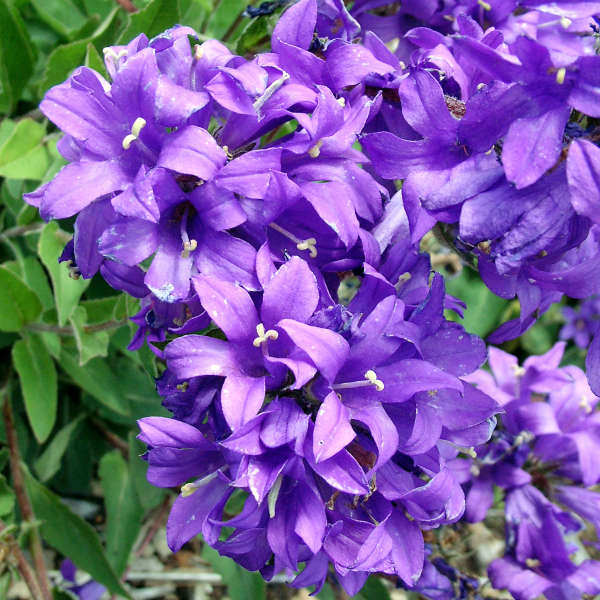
2, 383, 52, 600
26, 319, 130, 337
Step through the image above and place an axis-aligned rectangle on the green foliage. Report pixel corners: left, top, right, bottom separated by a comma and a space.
445, 267, 508, 337
202, 544, 267, 600
38, 222, 90, 326
24, 469, 131, 597
0, 0, 36, 114
0, 265, 42, 330
12, 333, 57, 442
99, 450, 143, 575
0, 119, 49, 180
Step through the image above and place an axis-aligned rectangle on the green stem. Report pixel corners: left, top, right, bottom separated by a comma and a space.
26, 319, 130, 337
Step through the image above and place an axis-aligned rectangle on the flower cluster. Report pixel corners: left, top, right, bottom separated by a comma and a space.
449, 343, 600, 599
24, 0, 600, 596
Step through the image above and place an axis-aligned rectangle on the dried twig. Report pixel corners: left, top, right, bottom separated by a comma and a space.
115, 0, 137, 12
0, 519, 44, 600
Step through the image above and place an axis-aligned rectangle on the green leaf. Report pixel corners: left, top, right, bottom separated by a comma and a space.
38, 222, 90, 326
445, 268, 507, 338
0, 266, 42, 331
129, 434, 166, 512
179, 0, 212, 31
117, 0, 181, 42
202, 545, 266, 600
0, 0, 36, 113
39, 7, 120, 93
99, 451, 143, 575
84, 41, 108, 78
352, 577, 392, 600
69, 306, 111, 365
35, 414, 86, 482
20, 256, 54, 311
0, 119, 49, 180
0, 474, 15, 516
24, 469, 131, 598
30, 0, 88, 40
235, 12, 280, 55
39, 38, 88, 93
59, 351, 131, 417
204, 0, 246, 39
12, 333, 58, 443
81, 296, 124, 323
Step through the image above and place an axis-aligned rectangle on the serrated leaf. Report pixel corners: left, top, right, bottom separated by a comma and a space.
204, 0, 246, 40
69, 306, 110, 365
117, 0, 180, 42
0, 0, 36, 113
0, 266, 42, 331
38, 222, 90, 326
35, 414, 86, 482
24, 469, 131, 598
99, 451, 143, 575
84, 41, 108, 79
202, 545, 266, 600
59, 350, 131, 417
12, 333, 58, 443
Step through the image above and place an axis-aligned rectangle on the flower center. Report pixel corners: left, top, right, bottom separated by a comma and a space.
252, 323, 279, 347
122, 117, 147, 150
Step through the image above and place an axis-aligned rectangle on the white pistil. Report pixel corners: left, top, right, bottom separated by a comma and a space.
308, 139, 323, 158
477, 0, 491, 9
252, 323, 279, 347
269, 223, 318, 258
181, 239, 197, 259
296, 237, 317, 258
333, 370, 384, 392
268, 474, 283, 518
253, 70, 290, 116
122, 117, 147, 150
556, 67, 566, 85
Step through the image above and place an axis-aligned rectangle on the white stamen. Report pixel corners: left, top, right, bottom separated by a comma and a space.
181, 239, 197, 259
478, 0, 491, 10
296, 237, 317, 258
122, 117, 147, 150
308, 140, 323, 158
